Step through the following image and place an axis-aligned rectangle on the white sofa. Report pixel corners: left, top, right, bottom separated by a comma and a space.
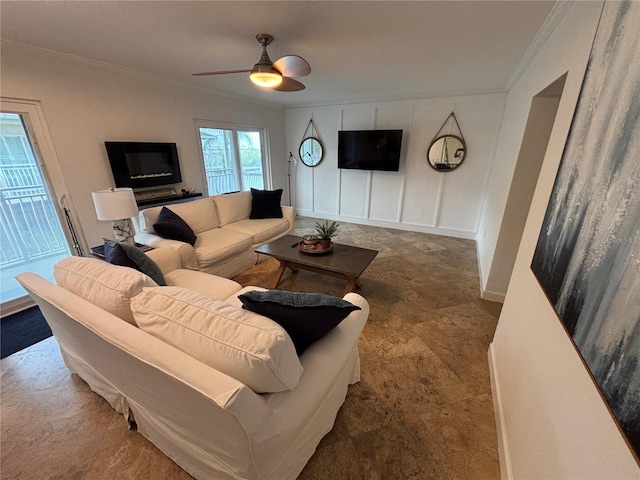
16, 250, 369, 480
132, 191, 294, 278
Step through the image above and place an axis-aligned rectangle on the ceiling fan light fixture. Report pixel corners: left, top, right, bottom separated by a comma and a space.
250, 65, 283, 87
193, 33, 308, 92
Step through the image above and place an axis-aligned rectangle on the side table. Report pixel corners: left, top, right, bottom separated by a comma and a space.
89, 243, 153, 259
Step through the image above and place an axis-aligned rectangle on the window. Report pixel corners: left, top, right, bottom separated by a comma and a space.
196, 121, 269, 196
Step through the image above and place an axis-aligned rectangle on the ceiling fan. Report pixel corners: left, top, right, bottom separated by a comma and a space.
192, 34, 311, 92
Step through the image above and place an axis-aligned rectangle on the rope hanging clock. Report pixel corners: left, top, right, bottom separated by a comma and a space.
427, 112, 467, 172
298, 118, 324, 167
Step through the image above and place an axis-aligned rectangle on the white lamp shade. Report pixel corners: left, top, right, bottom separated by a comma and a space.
91, 188, 138, 221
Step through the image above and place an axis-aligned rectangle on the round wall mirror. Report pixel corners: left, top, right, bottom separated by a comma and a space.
299, 137, 324, 167
427, 135, 466, 172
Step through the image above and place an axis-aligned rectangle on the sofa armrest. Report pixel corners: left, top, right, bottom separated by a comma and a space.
134, 232, 199, 270
281, 205, 295, 233
251, 293, 369, 445
147, 247, 243, 299
145, 247, 183, 275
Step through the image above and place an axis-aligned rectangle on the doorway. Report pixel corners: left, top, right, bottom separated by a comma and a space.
484, 74, 568, 297
0, 100, 82, 315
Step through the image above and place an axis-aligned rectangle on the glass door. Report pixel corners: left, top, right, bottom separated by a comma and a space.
0, 112, 71, 305
197, 123, 268, 196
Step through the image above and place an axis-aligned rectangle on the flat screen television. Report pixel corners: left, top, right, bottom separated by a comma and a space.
105, 141, 182, 188
338, 130, 403, 171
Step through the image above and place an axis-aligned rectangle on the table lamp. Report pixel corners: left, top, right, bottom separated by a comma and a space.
91, 187, 139, 244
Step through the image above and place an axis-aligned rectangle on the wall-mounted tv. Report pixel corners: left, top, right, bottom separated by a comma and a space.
105, 141, 182, 189
338, 130, 403, 171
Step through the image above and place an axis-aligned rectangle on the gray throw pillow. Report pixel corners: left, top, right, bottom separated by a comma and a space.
104, 239, 166, 286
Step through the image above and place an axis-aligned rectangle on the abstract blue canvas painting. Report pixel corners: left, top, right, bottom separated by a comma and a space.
531, 1, 640, 462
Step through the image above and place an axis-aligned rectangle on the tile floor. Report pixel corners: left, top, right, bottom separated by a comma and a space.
1, 217, 501, 479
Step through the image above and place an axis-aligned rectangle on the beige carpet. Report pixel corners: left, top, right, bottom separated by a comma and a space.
0, 217, 501, 479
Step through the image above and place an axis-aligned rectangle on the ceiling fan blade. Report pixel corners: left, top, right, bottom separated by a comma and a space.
273, 55, 311, 78
273, 77, 305, 92
192, 69, 251, 76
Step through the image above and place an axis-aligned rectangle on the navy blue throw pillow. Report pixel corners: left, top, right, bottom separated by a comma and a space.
153, 207, 197, 246
250, 188, 283, 219
238, 290, 361, 355
104, 239, 166, 286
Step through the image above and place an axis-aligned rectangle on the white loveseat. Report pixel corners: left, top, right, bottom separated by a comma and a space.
16, 249, 369, 480
132, 191, 294, 278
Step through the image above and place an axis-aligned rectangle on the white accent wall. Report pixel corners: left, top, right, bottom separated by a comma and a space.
488, 2, 640, 477
0, 42, 286, 248
285, 94, 506, 239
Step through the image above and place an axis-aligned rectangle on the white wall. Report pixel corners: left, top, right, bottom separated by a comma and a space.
0, 42, 286, 248
488, 2, 640, 477
284, 94, 505, 239
477, 5, 586, 299
486, 92, 562, 300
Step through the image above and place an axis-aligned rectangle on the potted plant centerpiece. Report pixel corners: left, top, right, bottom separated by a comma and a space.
314, 220, 339, 249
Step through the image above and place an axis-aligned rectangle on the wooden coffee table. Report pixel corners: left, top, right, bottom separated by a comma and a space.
255, 234, 378, 295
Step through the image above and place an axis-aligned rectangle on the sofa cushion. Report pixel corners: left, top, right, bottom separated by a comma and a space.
139, 198, 219, 234
222, 217, 290, 245
164, 269, 242, 300
54, 256, 157, 325
104, 239, 166, 286
250, 188, 283, 219
225, 285, 268, 305
144, 246, 183, 275
212, 191, 252, 226
238, 290, 361, 354
193, 228, 253, 268
154, 207, 197, 246
138, 205, 160, 233
131, 286, 303, 393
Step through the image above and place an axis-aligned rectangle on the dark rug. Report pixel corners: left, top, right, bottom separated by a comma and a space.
1, 306, 52, 359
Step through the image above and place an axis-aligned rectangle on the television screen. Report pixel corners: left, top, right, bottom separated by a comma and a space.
338, 130, 403, 171
105, 142, 182, 188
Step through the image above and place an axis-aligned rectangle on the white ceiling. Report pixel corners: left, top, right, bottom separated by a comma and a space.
0, 1, 555, 108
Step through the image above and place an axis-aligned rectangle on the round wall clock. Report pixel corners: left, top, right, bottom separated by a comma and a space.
299, 137, 324, 167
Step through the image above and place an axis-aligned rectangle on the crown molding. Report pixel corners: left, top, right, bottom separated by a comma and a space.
1, 40, 284, 109
288, 89, 509, 110
505, 1, 575, 91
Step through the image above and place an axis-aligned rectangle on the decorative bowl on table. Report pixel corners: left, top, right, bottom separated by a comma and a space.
298, 240, 333, 255
302, 234, 319, 245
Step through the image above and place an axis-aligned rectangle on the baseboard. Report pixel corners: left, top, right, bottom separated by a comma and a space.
294, 209, 477, 240
488, 343, 513, 480
482, 289, 506, 303
474, 240, 506, 304
1, 295, 35, 318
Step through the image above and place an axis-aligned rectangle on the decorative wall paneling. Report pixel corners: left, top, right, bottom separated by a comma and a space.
285, 94, 506, 239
